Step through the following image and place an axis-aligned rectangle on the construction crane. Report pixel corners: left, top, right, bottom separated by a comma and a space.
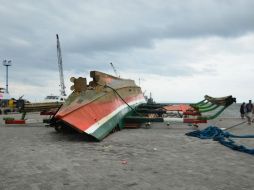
110, 62, 120, 78
56, 34, 66, 96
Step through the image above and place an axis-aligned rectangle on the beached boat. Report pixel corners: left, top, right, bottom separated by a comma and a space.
51, 71, 145, 140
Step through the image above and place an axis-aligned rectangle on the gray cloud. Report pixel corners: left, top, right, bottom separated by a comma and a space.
0, 0, 254, 101
64, 0, 254, 53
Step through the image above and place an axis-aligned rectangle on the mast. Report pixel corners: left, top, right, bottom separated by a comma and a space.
56, 34, 66, 96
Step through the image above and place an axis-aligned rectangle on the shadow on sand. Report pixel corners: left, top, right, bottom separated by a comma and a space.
47, 129, 99, 142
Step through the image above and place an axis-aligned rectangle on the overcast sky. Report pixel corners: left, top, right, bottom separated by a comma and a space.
0, 0, 253, 102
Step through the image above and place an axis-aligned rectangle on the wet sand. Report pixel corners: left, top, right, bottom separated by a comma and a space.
0, 113, 254, 190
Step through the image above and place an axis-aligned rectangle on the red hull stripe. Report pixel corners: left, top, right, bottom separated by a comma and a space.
5, 120, 26, 124
58, 94, 145, 132
163, 104, 194, 112
86, 98, 145, 134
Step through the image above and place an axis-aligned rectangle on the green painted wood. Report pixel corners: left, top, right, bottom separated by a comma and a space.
191, 99, 206, 107
198, 106, 228, 120
198, 105, 220, 113
196, 103, 215, 109
90, 104, 141, 141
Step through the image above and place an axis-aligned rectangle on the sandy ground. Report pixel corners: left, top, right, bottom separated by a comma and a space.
0, 113, 254, 190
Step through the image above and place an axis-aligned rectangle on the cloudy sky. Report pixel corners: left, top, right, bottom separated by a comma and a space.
0, 0, 253, 102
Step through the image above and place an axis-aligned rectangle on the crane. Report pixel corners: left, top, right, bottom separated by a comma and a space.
56, 34, 66, 96
110, 62, 120, 78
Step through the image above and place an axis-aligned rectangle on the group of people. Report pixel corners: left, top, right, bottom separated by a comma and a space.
240, 100, 254, 125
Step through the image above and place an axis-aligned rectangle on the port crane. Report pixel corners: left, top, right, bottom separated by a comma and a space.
56, 34, 66, 96
110, 62, 120, 78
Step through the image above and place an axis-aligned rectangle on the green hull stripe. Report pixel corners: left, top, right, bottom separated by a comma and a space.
90, 105, 137, 140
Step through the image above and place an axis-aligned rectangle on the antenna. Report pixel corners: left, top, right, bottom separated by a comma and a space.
56, 34, 66, 96
138, 77, 145, 87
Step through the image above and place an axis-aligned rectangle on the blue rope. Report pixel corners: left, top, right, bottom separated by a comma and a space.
186, 126, 254, 155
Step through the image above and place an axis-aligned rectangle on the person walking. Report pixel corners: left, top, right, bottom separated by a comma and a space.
245, 100, 253, 125
252, 103, 254, 123
240, 102, 246, 119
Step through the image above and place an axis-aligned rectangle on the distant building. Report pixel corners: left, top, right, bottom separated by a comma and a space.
0, 87, 12, 108
0, 87, 11, 99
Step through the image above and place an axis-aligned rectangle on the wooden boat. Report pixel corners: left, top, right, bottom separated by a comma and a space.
129, 95, 236, 124
51, 71, 145, 141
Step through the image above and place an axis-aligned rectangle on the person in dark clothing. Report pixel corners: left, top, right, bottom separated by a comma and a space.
252, 102, 254, 123
240, 102, 246, 119
245, 100, 253, 125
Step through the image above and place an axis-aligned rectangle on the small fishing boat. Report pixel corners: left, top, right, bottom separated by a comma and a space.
51, 71, 145, 140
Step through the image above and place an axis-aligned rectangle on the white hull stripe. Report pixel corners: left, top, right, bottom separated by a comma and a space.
85, 98, 146, 134
163, 117, 184, 123
166, 111, 183, 114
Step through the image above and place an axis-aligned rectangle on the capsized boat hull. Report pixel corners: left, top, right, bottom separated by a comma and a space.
52, 71, 145, 141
